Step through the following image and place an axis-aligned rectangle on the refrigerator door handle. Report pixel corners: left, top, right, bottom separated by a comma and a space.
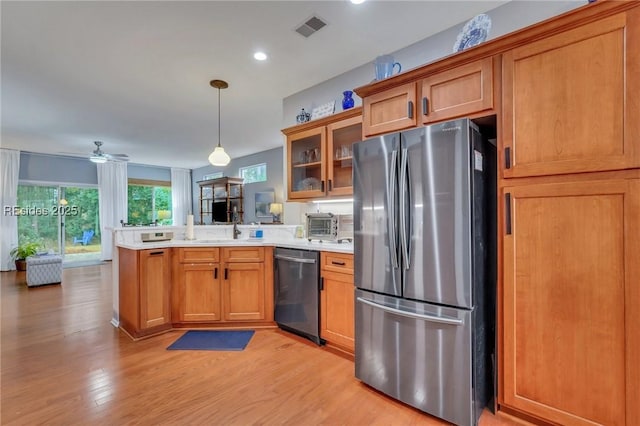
399, 148, 410, 270
357, 297, 463, 326
388, 149, 399, 269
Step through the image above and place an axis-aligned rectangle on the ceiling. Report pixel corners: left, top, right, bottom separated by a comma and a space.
1, 0, 507, 170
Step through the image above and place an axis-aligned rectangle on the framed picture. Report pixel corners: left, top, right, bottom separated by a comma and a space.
255, 191, 274, 218
311, 100, 335, 120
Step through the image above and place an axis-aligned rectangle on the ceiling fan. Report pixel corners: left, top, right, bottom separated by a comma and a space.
88, 141, 129, 163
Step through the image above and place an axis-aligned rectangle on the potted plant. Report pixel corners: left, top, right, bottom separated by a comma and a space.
9, 242, 40, 271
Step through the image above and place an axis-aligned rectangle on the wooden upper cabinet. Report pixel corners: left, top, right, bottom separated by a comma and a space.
420, 57, 494, 124
286, 126, 327, 200
502, 179, 640, 425
502, 10, 640, 178
326, 115, 362, 197
283, 107, 362, 201
362, 82, 417, 137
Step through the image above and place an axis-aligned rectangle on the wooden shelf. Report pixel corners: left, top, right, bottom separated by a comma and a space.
198, 177, 244, 224
292, 161, 322, 168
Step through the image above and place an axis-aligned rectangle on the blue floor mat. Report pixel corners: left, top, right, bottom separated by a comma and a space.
167, 330, 254, 351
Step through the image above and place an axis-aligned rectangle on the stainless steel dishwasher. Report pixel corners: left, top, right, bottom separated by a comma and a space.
274, 247, 322, 345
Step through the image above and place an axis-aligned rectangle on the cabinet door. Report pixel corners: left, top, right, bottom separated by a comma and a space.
362, 82, 417, 137
223, 262, 265, 321
139, 249, 171, 329
420, 57, 493, 124
502, 179, 640, 425
320, 270, 354, 352
287, 126, 327, 200
502, 11, 640, 178
179, 263, 221, 322
327, 115, 361, 197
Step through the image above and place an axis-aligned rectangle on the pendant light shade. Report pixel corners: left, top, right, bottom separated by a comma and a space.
208, 79, 231, 167
208, 146, 230, 166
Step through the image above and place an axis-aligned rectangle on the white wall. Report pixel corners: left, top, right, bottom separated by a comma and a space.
282, 1, 581, 128
281, 1, 581, 219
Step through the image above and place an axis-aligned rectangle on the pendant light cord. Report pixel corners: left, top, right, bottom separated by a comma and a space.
217, 86, 222, 148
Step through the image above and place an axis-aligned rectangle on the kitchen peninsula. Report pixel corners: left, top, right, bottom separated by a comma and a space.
112, 225, 354, 346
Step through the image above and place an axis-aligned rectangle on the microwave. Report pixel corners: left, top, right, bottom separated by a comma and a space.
305, 213, 353, 243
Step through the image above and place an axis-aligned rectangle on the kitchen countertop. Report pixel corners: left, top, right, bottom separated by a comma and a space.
116, 238, 354, 254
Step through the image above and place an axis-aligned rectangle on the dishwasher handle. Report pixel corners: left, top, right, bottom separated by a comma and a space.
275, 254, 317, 264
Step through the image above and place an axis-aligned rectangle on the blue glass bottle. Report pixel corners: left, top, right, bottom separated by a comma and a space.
342, 91, 354, 110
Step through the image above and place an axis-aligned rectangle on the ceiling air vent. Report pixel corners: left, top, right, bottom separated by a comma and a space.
295, 15, 327, 38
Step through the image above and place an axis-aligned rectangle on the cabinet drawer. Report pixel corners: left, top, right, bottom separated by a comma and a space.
321, 252, 354, 274
222, 246, 264, 262
178, 247, 220, 263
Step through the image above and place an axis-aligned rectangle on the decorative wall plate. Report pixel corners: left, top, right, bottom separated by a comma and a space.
310, 101, 335, 120
453, 14, 492, 53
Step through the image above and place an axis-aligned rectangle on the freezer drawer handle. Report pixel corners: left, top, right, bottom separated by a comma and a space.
275, 254, 316, 264
357, 297, 463, 326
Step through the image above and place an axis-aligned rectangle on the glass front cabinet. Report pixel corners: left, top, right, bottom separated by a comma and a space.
283, 107, 362, 201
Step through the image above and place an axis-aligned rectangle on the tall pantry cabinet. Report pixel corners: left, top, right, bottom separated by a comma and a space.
500, 4, 640, 426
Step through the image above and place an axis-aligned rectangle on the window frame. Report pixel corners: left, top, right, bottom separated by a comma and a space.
239, 163, 267, 184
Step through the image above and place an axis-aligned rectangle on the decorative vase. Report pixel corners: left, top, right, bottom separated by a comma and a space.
296, 108, 311, 123
342, 91, 354, 110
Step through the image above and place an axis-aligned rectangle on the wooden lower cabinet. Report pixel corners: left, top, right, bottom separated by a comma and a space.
320, 252, 354, 353
178, 263, 222, 322
502, 178, 640, 425
119, 247, 172, 338
223, 262, 265, 321
173, 246, 274, 327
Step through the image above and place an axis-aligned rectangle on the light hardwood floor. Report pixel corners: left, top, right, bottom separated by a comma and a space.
1, 265, 524, 426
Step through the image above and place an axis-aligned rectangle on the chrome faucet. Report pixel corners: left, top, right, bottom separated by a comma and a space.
232, 208, 241, 239
233, 221, 241, 239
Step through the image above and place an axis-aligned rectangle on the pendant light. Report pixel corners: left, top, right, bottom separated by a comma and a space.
208, 79, 231, 166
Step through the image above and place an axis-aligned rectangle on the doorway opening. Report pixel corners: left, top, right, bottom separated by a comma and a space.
16, 184, 102, 266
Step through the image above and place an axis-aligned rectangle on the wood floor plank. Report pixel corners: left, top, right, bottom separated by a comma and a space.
2, 265, 521, 425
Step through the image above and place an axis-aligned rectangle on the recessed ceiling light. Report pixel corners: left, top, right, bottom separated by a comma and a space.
253, 51, 267, 61
350, 0, 366, 4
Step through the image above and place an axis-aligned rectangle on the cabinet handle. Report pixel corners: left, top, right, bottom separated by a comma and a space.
407, 101, 414, 119
505, 147, 511, 169
321, 180, 325, 192
422, 97, 429, 116
331, 260, 346, 266
224, 268, 228, 280
505, 193, 512, 235
328, 179, 333, 192
320, 276, 324, 291
150, 251, 164, 255
214, 267, 218, 279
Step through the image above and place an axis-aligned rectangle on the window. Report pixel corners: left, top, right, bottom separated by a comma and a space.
127, 179, 172, 225
202, 172, 223, 180
239, 163, 267, 184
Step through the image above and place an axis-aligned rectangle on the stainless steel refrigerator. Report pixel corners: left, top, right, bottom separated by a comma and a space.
353, 118, 496, 426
